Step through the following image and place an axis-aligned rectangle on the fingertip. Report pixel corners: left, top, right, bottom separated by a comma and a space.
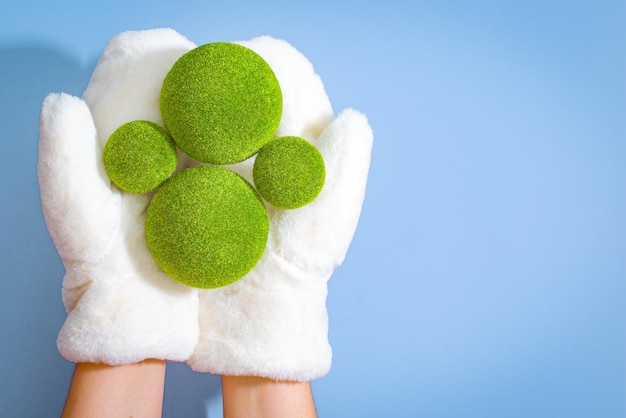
315, 109, 373, 171
39, 94, 96, 158
335, 108, 374, 145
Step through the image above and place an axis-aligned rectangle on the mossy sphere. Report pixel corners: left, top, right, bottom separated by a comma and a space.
103, 120, 177, 193
161, 42, 282, 165
145, 166, 269, 288
253, 136, 325, 209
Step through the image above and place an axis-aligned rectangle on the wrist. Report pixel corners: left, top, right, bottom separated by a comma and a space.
222, 375, 317, 418
62, 360, 166, 418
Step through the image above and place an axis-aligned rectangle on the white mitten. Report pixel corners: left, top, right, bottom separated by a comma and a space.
38, 29, 199, 364
188, 37, 373, 381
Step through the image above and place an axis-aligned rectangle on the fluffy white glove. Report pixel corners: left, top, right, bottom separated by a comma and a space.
38, 29, 200, 364
188, 37, 373, 381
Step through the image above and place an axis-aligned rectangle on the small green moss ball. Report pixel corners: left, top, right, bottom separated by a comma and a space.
160, 42, 282, 165
103, 120, 177, 193
145, 165, 269, 288
253, 136, 325, 209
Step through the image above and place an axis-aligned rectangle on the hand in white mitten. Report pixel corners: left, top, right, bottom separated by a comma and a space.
38, 29, 199, 364
188, 37, 373, 381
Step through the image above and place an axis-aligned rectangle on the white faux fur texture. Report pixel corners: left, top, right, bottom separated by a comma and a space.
189, 109, 373, 381
39, 28, 373, 374
189, 35, 373, 381
38, 29, 200, 365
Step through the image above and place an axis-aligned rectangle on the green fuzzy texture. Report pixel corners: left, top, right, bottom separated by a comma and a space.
103, 120, 177, 193
145, 166, 269, 289
253, 136, 325, 209
160, 42, 282, 165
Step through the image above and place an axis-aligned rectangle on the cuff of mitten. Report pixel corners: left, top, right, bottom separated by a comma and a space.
57, 276, 199, 365
188, 251, 332, 382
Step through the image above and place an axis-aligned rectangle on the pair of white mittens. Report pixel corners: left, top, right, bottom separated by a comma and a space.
38, 28, 372, 382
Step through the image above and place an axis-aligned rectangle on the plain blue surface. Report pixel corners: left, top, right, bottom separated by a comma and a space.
1, 1, 624, 417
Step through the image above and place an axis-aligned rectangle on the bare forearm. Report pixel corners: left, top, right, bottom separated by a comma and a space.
222, 375, 317, 418
61, 359, 166, 418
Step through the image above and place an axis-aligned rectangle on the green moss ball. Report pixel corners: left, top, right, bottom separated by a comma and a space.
103, 120, 177, 193
145, 165, 269, 288
160, 42, 282, 165
253, 136, 325, 209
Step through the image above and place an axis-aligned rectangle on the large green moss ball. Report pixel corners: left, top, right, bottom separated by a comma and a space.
103, 120, 177, 193
145, 165, 269, 288
253, 136, 325, 209
160, 42, 282, 165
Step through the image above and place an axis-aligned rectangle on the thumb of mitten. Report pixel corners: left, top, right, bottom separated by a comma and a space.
271, 109, 373, 274
38, 93, 120, 264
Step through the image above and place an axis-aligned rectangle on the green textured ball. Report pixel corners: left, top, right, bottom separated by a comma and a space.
160, 42, 282, 165
145, 165, 269, 288
103, 120, 177, 193
253, 136, 325, 209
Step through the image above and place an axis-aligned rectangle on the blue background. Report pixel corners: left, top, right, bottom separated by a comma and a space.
0, 1, 623, 417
